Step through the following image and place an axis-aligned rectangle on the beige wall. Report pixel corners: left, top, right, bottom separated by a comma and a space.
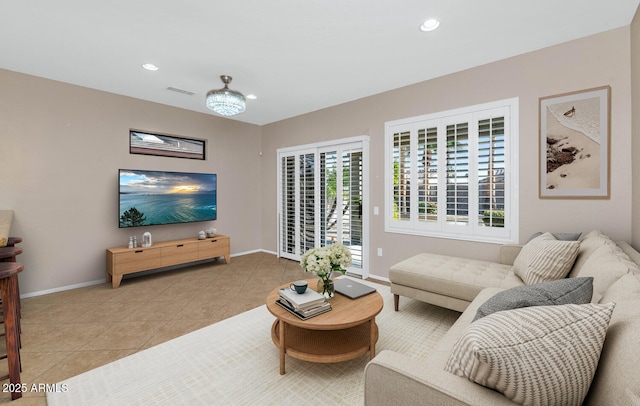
0, 69, 262, 295
1, 26, 635, 294
632, 10, 640, 248
261, 27, 633, 280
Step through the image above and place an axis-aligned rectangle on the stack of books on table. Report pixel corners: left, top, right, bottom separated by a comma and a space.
276, 287, 331, 320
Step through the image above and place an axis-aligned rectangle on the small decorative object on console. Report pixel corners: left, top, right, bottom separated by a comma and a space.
198, 231, 206, 240
206, 227, 217, 238
300, 243, 352, 299
142, 232, 152, 247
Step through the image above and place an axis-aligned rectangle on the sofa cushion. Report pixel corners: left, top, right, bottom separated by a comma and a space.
513, 232, 580, 285
527, 231, 582, 242
584, 300, 640, 405
599, 273, 640, 302
574, 243, 638, 302
472, 277, 593, 322
569, 230, 616, 278
445, 303, 615, 406
617, 241, 640, 270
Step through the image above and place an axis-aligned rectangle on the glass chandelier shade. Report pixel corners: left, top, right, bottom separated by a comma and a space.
205, 75, 246, 116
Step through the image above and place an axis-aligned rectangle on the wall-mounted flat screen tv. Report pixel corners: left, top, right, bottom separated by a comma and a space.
119, 169, 217, 228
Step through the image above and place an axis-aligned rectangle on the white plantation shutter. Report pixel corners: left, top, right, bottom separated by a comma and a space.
418, 126, 438, 223
392, 130, 411, 222
299, 153, 315, 254
320, 151, 337, 246
445, 121, 470, 226
477, 116, 506, 228
341, 149, 363, 268
280, 155, 296, 255
385, 99, 518, 244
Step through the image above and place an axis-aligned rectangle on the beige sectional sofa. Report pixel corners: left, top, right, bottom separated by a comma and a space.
364, 230, 640, 405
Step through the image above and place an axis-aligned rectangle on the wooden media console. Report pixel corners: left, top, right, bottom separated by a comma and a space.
106, 235, 230, 288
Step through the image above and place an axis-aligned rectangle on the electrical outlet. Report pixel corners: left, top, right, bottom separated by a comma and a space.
377, 248, 383, 256
373, 206, 379, 215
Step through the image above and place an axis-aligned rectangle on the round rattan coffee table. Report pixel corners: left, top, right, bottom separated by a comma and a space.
266, 278, 383, 374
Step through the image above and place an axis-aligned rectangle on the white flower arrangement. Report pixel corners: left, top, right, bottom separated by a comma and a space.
300, 243, 352, 280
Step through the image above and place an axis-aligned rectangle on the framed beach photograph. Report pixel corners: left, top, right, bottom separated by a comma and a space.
129, 130, 206, 160
539, 86, 610, 199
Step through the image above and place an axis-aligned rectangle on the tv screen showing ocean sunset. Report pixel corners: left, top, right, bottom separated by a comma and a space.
118, 170, 217, 228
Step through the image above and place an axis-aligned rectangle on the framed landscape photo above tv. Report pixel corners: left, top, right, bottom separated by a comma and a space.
130, 130, 205, 160
119, 169, 217, 228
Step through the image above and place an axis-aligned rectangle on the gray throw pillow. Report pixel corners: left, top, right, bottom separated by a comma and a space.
473, 277, 593, 322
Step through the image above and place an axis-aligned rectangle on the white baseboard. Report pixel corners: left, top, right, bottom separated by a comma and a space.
21, 279, 105, 299
366, 274, 390, 283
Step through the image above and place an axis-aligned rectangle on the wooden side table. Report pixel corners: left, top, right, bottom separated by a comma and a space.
0, 247, 22, 262
6, 237, 22, 247
0, 262, 22, 400
266, 278, 383, 374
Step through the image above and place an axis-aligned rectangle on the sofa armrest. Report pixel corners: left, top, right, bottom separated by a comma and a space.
365, 350, 516, 406
365, 351, 473, 406
499, 244, 522, 265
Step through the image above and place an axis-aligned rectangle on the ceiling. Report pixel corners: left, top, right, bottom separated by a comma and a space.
1, 1, 639, 125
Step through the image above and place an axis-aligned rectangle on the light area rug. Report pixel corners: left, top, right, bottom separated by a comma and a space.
46, 280, 459, 406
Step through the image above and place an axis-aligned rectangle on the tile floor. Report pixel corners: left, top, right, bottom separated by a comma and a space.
0, 252, 310, 404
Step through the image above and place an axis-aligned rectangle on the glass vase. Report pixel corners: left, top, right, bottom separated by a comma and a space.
317, 277, 335, 299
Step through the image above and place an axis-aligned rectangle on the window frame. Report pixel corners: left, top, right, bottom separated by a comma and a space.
384, 98, 519, 244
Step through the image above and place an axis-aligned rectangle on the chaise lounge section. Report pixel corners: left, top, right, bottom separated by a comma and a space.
365, 230, 640, 405
389, 244, 524, 313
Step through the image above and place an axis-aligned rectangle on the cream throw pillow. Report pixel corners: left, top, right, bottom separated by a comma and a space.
514, 232, 580, 284
445, 303, 615, 406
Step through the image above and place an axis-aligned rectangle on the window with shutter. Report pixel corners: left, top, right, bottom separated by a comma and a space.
385, 98, 519, 244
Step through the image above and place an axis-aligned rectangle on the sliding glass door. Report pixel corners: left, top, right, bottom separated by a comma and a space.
277, 137, 369, 277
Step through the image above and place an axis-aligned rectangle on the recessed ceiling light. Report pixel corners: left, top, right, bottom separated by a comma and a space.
246, 94, 257, 100
142, 63, 159, 71
419, 18, 440, 32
